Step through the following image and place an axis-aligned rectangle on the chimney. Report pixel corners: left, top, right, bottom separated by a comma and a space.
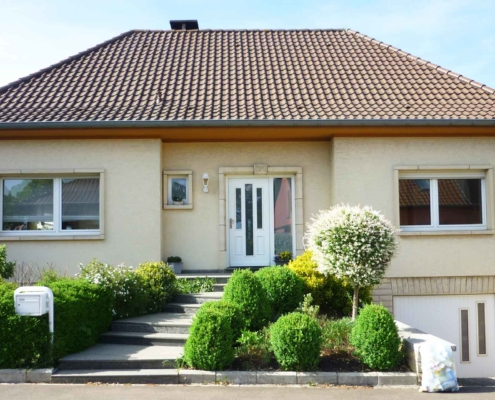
170, 20, 199, 31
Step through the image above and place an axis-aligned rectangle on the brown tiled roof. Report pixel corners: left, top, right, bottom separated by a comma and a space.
0, 29, 494, 124
400, 179, 479, 207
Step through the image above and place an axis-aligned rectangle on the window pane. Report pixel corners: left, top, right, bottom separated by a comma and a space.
438, 179, 482, 225
399, 179, 431, 226
257, 188, 262, 229
62, 178, 100, 230
245, 184, 253, 256
171, 178, 187, 203
274, 178, 293, 254
3, 179, 54, 231
236, 188, 242, 229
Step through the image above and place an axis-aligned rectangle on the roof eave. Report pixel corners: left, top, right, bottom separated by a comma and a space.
1, 119, 495, 130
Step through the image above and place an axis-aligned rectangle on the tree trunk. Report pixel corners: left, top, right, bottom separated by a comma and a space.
352, 285, 360, 321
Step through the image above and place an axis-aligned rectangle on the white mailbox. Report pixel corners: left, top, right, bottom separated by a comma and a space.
15, 291, 49, 316
14, 286, 54, 341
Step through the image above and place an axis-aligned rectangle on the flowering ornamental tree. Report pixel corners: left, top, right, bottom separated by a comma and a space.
306, 205, 397, 320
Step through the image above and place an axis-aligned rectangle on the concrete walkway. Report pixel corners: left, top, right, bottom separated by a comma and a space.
1, 384, 494, 400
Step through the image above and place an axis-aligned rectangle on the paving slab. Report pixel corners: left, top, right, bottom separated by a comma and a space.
257, 371, 297, 385
0, 369, 26, 383
377, 372, 417, 386
26, 369, 53, 383
178, 370, 216, 384
297, 372, 338, 385
338, 372, 378, 386
216, 371, 257, 385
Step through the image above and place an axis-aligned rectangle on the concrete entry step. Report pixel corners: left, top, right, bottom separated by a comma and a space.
52, 369, 179, 384
162, 303, 202, 315
177, 273, 231, 285
174, 292, 223, 304
58, 343, 182, 370
111, 313, 193, 334
100, 331, 188, 346
213, 283, 226, 292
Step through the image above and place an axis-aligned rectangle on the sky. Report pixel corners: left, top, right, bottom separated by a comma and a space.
0, 0, 494, 88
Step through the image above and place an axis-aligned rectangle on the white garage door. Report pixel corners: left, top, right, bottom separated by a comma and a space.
394, 294, 495, 378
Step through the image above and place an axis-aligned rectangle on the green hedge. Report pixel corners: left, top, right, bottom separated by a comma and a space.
0, 282, 51, 368
198, 300, 246, 341
47, 279, 113, 361
255, 267, 304, 318
136, 262, 176, 313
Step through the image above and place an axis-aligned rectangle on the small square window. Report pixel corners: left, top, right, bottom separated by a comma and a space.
163, 171, 193, 209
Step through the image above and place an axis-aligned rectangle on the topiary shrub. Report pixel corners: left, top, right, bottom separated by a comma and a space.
183, 309, 235, 371
79, 259, 149, 319
255, 267, 304, 318
136, 261, 176, 313
198, 300, 246, 341
350, 304, 403, 370
270, 312, 322, 371
223, 269, 271, 330
46, 279, 113, 361
287, 251, 372, 318
0, 281, 51, 368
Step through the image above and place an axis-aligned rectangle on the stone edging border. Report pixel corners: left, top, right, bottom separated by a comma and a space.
0, 369, 53, 384
178, 370, 417, 386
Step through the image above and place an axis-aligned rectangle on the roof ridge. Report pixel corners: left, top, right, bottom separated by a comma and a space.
346, 29, 495, 96
0, 30, 137, 95
133, 28, 347, 33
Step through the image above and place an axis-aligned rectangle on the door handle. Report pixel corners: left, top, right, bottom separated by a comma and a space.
230, 218, 234, 229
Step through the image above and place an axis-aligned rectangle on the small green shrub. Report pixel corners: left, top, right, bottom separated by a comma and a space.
296, 293, 320, 319
167, 256, 182, 263
350, 304, 403, 370
270, 312, 322, 371
46, 279, 113, 361
0, 281, 51, 368
175, 277, 215, 294
255, 267, 303, 317
198, 300, 246, 341
183, 309, 235, 371
287, 251, 372, 317
79, 259, 149, 319
235, 327, 273, 370
223, 269, 271, 330
0, 245, 15, 280
321, 317, 354, 351
136, 261, 176, 313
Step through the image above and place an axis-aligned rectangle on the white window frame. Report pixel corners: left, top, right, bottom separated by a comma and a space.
0, 176, 102, 237
399, 171, 487, 232
163, 170, 193, 210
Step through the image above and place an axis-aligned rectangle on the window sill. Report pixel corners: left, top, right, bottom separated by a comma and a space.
0, 234, 105, 242
163, 204, 193, 210
399, 230, 495, 236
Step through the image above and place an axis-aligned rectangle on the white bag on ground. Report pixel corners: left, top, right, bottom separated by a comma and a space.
419, 341, 459, 392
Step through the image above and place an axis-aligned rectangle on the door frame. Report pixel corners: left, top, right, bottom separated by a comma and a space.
218, 166, 303, 269
226, 175, 296, 267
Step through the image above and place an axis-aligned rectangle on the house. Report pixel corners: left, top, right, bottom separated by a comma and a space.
1, 21, 495, 377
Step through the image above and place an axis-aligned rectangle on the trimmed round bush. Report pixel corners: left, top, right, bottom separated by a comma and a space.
288, 251, 372, 317
350, 304, 403, 370
183, 309, 235, 371
255, 267, 304, 317
270, 312, 322, 371
198, 300, 246, 341
136, 261, 176, 313
223, 269, 271, 330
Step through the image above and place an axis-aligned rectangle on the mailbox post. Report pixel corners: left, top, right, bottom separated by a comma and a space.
14, 286, 54, 343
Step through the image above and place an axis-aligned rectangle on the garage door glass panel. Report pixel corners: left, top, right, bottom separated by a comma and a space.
438, 179, 482, 225
461, 309, 470, 362
399, 179, 431, 226
477, 302, 487, 356
2, 179, 54, 231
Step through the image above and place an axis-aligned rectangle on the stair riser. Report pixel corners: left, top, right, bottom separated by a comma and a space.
173, 295, 222, 304
212, 284, 225, 292
58, 360, 175, 370
52, 375, 178, 384
162, 305, 199, 315
100, 336, 185, 346
111, 323, 190, 334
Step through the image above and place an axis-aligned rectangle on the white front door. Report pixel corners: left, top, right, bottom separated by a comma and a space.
394, 294, 495, 378
228, 178, 270, 267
